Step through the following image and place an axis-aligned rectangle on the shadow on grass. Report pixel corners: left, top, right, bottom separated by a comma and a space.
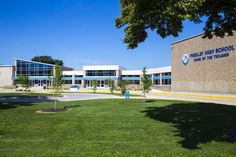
64, 104, 80, 109
0, 96, 56, 110
142, 102, 236, 149
0, 96, 55, 104
0, 102, 35, 110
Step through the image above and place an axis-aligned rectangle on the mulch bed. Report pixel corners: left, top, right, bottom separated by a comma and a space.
36, 108, 67, 113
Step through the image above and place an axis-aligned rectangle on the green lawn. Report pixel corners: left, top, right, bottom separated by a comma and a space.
0, 99, 236, 157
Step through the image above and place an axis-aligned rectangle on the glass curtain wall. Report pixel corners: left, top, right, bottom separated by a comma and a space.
15, 59, 54, 87
16, 60, 54, 76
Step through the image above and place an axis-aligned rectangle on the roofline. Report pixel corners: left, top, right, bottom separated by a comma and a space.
0, 65, 14, 67
83, 65, 126, 70
13, 58, 55, 66
171, 32, 204, 45
148, 65, 171, 69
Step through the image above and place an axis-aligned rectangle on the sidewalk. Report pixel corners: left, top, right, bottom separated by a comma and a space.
147, 91, 236, 106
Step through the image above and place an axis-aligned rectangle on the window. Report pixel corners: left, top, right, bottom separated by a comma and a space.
161, 72, 171, 85
154, 80, 160, 85
75, 80, 81, 84
64, 80, 72, 84
154, 73, 160, 76
15, 60, 54, 76
86, 70, 116, 76
75, 75, 83, 77
122, 75, 140, 77
64, 75, 72, 77
162, 72, 171, 76
162, 79, 171, 85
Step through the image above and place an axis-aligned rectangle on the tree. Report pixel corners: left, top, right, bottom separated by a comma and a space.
16, 75, 30, 91
116, 0, 236, 49
92, 80, 98, 93
106, 79, 116, 94
54, 59, 63, 66
118, 80, 128, 94
31, 56, 64, 66
51, 64, 63, 110
141, 67, 152, 102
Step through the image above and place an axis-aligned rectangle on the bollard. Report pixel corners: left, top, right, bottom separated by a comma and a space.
124, 91, 130, 99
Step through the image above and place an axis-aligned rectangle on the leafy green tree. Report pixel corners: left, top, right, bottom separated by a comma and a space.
51, 64, 63, 110
54, 59, 63, 66
141, 67, 152, 102
92, 80, 98, 93
16, 75, 30, 91
106, 79, 116, 94
118, 80, 128, 94
116, 0, 236, 49
31, 56, 64, 66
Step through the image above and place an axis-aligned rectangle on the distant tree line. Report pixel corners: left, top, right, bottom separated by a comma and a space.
31, 56, 64, 66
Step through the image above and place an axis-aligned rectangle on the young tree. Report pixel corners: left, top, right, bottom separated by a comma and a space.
141, 67, 152, 102
92, 80, 98, 93
51, 64, 63, 110
16, 75, 30, 91
116, 0, 236, 49
118, 80, 127, 94
106, 79, 116, 94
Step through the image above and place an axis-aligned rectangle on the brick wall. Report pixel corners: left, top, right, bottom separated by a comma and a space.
0, 66, 14, 87
172, 34, 236, 94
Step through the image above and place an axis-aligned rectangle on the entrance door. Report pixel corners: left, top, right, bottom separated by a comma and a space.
96, 80, 105, 88
85, 80, 92, 88
100, 80, 105, 87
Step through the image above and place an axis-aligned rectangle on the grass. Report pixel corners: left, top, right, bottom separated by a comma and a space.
0, 93, 61, 98
0, 99, 236, 157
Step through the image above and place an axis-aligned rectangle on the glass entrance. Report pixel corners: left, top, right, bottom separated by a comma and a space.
85, 80, 105, 88
31, 80, 51, 87
100, 80, 105, 87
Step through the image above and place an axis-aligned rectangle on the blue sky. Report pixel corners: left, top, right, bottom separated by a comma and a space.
0, 0, 205, 69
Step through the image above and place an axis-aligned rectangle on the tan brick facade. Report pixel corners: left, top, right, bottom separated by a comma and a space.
171, 34, 236, 94
0, 66, 15, 87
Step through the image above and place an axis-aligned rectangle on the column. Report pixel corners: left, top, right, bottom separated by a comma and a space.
72, 74, 75, 85
151, 74, 154, 85
160, 73, 162, 86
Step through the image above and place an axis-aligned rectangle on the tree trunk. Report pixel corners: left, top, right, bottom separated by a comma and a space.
143, 91, 146, 103
54, 92, 57, 110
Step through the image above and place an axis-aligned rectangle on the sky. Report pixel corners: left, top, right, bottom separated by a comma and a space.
0, 0, 205, 70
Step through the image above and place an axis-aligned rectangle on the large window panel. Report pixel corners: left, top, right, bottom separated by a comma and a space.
15, 59, 54, 76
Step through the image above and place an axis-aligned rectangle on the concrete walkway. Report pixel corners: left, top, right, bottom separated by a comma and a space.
0, 93, 123, 103
0, 90, 235, 106
147, 91, 236, 106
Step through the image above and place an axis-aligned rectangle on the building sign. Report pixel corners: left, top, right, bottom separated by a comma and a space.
182, 54, 189, 65
182, 45, 235, 64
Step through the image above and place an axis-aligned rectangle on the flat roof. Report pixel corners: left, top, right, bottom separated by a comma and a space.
121, 70, 142, 75
148, 66, 171, 74
83, 65, 126, 70
0, 65, 14, 67
63, 70, 83, 75
171, 33, 204, 45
